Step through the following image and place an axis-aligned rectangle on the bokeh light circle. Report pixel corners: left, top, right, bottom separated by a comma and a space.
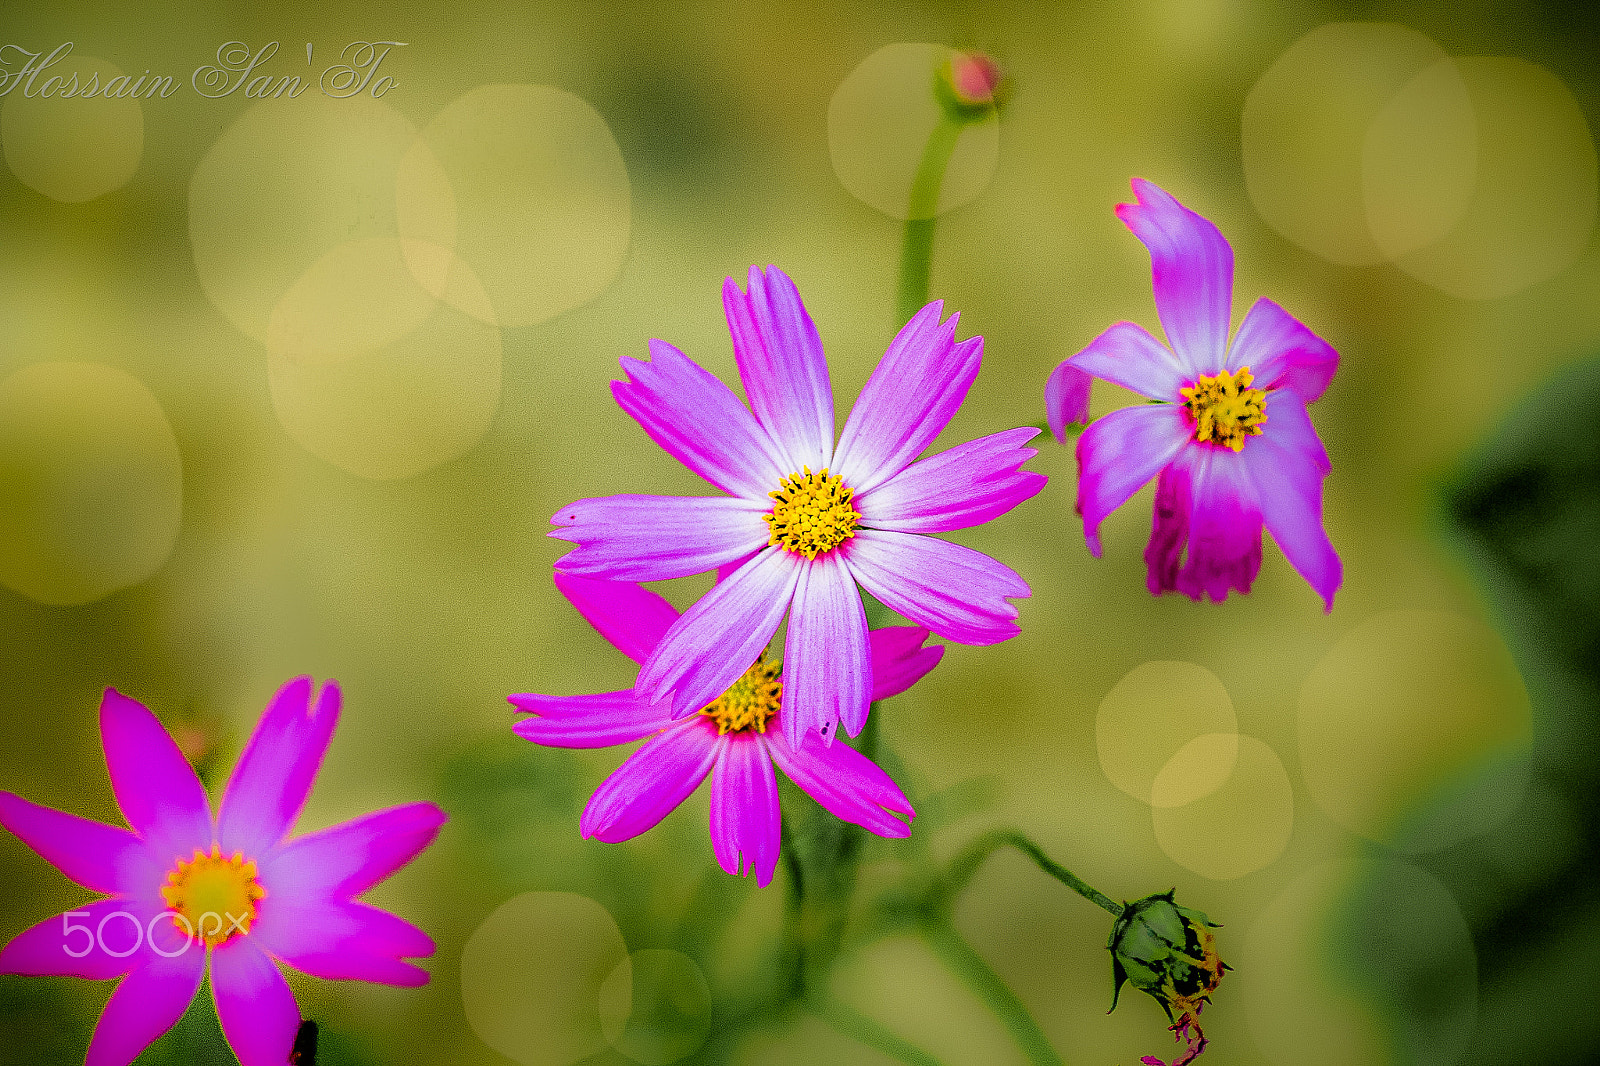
598, 949, 712, 1065
460, 891, 629, 1066
0, 363, 181, 605
1, 54, 144, 203
415, 84, 631, 327
1096, 661, 1237, 806
1298, 609, 1531, 851
1243, 22, 1449, 264
1361, 57, 1478, 258
1152, 734, 1293, 880
828, 43, 1000, 220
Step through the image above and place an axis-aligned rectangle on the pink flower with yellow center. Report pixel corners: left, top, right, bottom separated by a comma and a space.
1046, 179, 1342, 609
0, 679, 445, 1066
512, 574, 937, 886
551, 265, 1045, 750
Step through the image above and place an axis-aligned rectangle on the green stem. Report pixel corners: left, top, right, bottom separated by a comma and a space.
813, 994, 948, 1066
944, 830, 1123, 917
780, 815, 807, 1001
923, 922, 1066, 1066
896, 113, 962, 324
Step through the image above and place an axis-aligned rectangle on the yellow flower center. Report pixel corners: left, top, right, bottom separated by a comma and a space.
764, 467, 860, 559
160, 844, 266, 946
700, 656, 783, 735
1180, 367, 1267, 452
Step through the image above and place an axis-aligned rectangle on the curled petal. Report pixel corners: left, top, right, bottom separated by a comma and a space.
1146, 449, 1263, 604
84, 947, 205, 1066
98, 689, 211, 865
211, 936, 300, 1066
764, 730, 913, 838
218, 677, 339, 858
1076, 403, 1192, 556
781, 553, 871, 747
637, 547, 803, 718
833, 303, 980, 495
1228, 297, 1339, 404
512, 690, 670, 748
725, 266, 835, 472
550, 494, 770, 582
868, 626, 944, 701
1064, 320, 1192, 404
857, 428, 1047, 535
612, 339, 788, 498
553, 572, 680, 665
709, 734, 781, 887
1240, 392, 1341, 610
1116, 178, 1234, 376
0, 791, 158, 898
253, 900, 433, 987
1045, 359, 1092, 442
260, 802, 447, 901
843, 530, 1028, 646
580, 718, 720, 842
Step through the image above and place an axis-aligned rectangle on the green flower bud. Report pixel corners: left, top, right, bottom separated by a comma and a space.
1107, 890, 1227, 1021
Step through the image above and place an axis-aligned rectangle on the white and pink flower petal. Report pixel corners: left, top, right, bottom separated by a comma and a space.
611, 339, 789, 499
1076, 402, 1193, 557
553, 572, 681, 665
724, 266, 836, 473
98, 689, 212, 864
217, 677, 339, 860
1145, 449, 1264, 604
1240, 393, 1341, 610
1065, 320, 1193, 404
857, 428, 1046, 535
764, 729, 914, 839
210, 936, 300, 1066
843, 530, 1028, 647
1116, 179, 1234, 377
832, 303, 981, 495
83, 947, 204, 1066
1227, 296, 1340, 405
709, 733, 781, 887
260, 802, 447, 902
1045, 359, 1094, 442
511, 690, 671, 748
0, 791, 159, 897
253, 899, 433, 987
580, 718, 721, 843
551, 494, 770, 583
780, 552, 871, 746
868, 626, 945, 702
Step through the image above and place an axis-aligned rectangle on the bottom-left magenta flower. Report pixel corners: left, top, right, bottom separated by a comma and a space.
0, 678, 446, 1066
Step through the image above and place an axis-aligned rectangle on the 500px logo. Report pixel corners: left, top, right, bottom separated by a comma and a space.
61, 908, 248, 957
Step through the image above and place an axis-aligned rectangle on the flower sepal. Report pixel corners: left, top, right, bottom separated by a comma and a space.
1108, 889, 1227, 1064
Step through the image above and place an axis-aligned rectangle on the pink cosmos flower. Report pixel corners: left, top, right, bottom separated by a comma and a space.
1045, 179, 1342, 609
551, 265, 1045, 749
511, 573, 937, 886
0, 679, 445, 1066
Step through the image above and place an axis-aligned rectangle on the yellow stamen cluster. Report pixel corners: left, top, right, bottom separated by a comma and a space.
764, 467, 860, 559
700, 656, 783, 735
161, 844, 266, 946
1180, 367, 1267, 452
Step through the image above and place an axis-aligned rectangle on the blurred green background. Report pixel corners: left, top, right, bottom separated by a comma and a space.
1, 1, 1596, 1064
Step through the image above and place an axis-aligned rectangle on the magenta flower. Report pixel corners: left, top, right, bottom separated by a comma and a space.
552, 265, 1045, 749
0, 679, 445, 1066
1045, 179, 1342, 609
512, 573, 938, 886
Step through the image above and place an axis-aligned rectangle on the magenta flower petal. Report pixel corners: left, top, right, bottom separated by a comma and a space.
1064, 320, 1192, 404
0, 898, 156, 979
1076, 402, 1192, 556
552, 572, 679, 665
868, 626, 945, 702
709, 733, 781, 887
511, 690, 671, 748
1227, 296, 1340, 404
612, 338, 788, 498
550, 494, 770, 582
98, 689, 211, 861
857, 428, 1047, 535
211, 936, 300, 1066
1147, 450, 1264, 603
832, 303, 982, 494
0, 791, 157, 897
781, 553, 871, 746
261, 802, 447, 901
764, 729, 914, 838
1045, 359, 1093, 443
84, 949, 204, 1066
844, 529, 1028, 646
1240, 392, 1341, 609
253, 900, 432, 987
637, 546, 803, 717
1116, 178, 1234, 375
217, 677, 339, 859
581, 718, 721, 842
724, 265, 835, 472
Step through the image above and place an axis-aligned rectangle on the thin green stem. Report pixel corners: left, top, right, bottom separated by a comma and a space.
923, 923, 1065, 1066
944, 830, 1123, 917
896, 113, 962, 323
813, 994, 948, 1066
780, 815, 807, 1001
